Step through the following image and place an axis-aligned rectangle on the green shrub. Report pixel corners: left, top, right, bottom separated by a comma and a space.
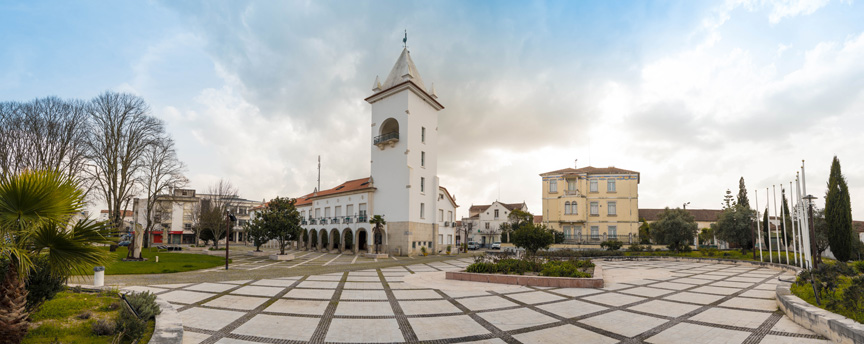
600, 240, 623, 251
466, 262, 499, 274
540, 260, 592, 278
115, 291, 161, 341
537, 249, 623, 258
627, 244, 644, 252
92, 318, 115, 336
853, 261, 864, 275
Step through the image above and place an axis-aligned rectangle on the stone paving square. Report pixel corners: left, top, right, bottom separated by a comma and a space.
645, 322, 751, 344
759, 335, 832, 344
581, 310, 668, 337
771, 315, 819, 335
549, 287, 603, 298
719, 297, 778, 311
650, 282, 696, 291
250, 278, 298, 287
221, 280, 252, 285
410, 314, 491, 341
123, 286, 167, 294
203, 295, 269, 310
689, 307, 773, 328
689, 285, 742, 296
600, 283, 631, 291
477, 308, 559, 331
399, 299, 462, 315
513, 324, 618, 344
689, 274, 727, 281
672, 277, 713, 285
663, 291, 725, 305
740, 289, 776, 299
334, 301, 394, 316
346, 276, 382, 282
181, 330, 210, 344
392, 289, 442, 299
160, 290, 217, 304
505, 291, 566, 304
456, 295, 520, 311
232, 314, 319, 341
296, 280, 340, 288
710, 281, 755, 289
304, 274, 343, 281
440, 289, 490, 299
727, 276, 767, 283
755, 283, 778, 290
179, 307, 245, 331
340, 289, 388, 300
325, 318, 404, 343
387, 282, 415, 289
214, 338, 260, 344
537, 299, 607, 319
153, 283, 192, 289
628, 299, 702, 318
619, 286, 675, 298
265, 299, 329, 315
582, 292, 646, 307
230, 285, 285, 297
343, 281, 384, 289
283, 288, 336, 299
185, 282, 236, 293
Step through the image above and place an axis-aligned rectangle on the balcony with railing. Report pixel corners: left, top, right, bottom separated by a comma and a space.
564, 189, 580, 196
373, 132, 399, 148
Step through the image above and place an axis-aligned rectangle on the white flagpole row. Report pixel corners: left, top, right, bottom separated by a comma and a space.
755, 190, 763, 262
789, 182, 801, 268
767, 187, 773, 263
773, 185, 780, 263
781, 186, 790, 264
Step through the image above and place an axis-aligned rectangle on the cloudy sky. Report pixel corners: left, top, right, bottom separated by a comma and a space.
2, 0, 863, 219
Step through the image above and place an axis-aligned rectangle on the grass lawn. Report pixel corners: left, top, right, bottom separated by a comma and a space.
91, 247, 227, 275
24, 291, 154, 344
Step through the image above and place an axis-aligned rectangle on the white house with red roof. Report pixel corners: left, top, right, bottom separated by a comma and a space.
295, 45, 458, 256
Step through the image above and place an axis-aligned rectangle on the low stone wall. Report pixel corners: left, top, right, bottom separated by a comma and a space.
445, 265, 603, 288
776, 282, 864, 344
149, 296, 183, 344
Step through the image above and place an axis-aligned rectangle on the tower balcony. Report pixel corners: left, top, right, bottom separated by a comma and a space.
374, 132, 399, 149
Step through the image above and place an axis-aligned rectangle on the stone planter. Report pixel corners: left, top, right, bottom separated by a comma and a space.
204, 250, 226, 256
269, 254, 295, 261
364, 253, 389, 259
446, 265, 604, 288
776, 280, 864, 344
247, 251, 269, 257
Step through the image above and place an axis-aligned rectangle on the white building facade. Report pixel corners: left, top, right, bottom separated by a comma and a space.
296, 46, 457, 256
461, 201, 529, 248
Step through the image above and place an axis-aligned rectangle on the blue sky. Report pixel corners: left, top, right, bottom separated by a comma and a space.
3, 0, 864, 219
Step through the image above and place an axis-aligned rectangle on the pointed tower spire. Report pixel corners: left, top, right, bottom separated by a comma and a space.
380, 47, 426, 91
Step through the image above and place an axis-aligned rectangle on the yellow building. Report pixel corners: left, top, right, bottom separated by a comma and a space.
540, 166, 640, 243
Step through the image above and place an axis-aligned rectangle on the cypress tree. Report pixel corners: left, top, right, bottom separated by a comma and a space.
825, 156, 854, 262
781, 191, 792, 242
737, 177, 750, 209
762, 208, 770, 249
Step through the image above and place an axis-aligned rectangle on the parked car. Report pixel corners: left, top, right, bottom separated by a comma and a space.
467, 241, 480, 250
117, 240, 131, 247
491, 242, 501, 250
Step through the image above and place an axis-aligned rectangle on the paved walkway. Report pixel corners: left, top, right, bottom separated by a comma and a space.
123, 258, 830, 344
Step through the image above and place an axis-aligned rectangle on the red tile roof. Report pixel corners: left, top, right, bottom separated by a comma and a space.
295, 177, 374, 207
854, 221, 864, 233
468, 202, 525, 215
439, 186, 459, 208
542, 166, 639, 176
533, 215, 543, 224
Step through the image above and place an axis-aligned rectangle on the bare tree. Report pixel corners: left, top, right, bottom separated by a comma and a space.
200, 179, 239, 249
129, 137, 187, 259
84, 92, 163, 237
0, 97, 90, 180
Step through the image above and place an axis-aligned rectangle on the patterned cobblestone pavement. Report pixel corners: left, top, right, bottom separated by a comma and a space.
122, 256, 831, 344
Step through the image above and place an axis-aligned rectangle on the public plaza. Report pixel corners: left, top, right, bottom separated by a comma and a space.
111, 252, 830, 344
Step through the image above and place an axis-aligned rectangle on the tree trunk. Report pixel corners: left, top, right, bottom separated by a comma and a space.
0, 261, 29, 344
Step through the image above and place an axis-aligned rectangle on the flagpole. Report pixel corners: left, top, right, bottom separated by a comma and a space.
773, 185, 781, 264
796, 172, 811, 269
780, 186, 790, 264
767, 187, 773, 263
755, 190, 763, 262
790, 181, 801, 268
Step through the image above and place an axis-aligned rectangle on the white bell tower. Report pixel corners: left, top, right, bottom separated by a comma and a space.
366, 46, 444, 254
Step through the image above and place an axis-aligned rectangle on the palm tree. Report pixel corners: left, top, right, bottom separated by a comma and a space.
369, 215, 386, 254
0, 170, 112, 343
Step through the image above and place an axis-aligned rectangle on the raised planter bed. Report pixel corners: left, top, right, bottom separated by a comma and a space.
247, 251, 269, 257
446, 265, 603, 288
365, 253, 389, 259
269, 254, 295, 261
776, 280, 864, 344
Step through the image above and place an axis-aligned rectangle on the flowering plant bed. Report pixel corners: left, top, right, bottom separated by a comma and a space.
447, 257, 603, 288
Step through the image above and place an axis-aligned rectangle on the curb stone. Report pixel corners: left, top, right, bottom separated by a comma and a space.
776, 281, 864, 344
149, 296, 183, 344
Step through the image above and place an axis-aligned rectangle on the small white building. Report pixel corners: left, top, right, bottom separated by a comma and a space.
460, 201, 528, 248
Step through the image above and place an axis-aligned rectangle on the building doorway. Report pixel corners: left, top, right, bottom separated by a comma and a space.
358, 230, 368, 251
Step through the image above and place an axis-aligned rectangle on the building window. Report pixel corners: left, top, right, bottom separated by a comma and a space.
335, 206, 342, 217
422, 127, 426, 143
439, 234, 443, 244
420, 203, 425, 218
485, 222, 490, 229
420, 177, 425, 192
494, 209, 499, 219
325, 207, 331, 218
564, 201, 571, 215
607, 179, 616, 192
607, 202, 617, 216
439, 209, 444, 222
590, 180, 598, 193
315, 208, 321, 218
567, 179, 576, 191
447, 235, 452, 244
590, 202, 599, 216
548, 179, 557, 193
448, 211, 452, 222
421, 151, 425, 167
608, 225, 617, 239
571, 201, 577, 215
184, 223, 192, 230
591, 226, 599, 239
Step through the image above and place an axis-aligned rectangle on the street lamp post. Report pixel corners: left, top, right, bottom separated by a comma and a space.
225, 211, 236, 270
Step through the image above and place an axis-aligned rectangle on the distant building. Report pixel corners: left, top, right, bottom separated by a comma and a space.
639, 208, 726, 248
460, 201, 528, 248
98, 210, 134, 238
540, 165, 640, 243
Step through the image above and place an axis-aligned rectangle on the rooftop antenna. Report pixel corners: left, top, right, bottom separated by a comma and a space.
317, 155, 321, 192
403, 30, 407, 49
574, 159, 578, 169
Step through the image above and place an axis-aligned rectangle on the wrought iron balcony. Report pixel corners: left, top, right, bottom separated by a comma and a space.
565, 189, 579, 196
373, 132, 399, 146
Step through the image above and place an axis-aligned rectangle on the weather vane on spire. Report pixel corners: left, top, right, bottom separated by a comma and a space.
403, 30, 407, 49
